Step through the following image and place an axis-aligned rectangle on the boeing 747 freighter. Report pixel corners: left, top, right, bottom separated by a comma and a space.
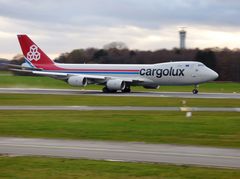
14, 35, 218, 94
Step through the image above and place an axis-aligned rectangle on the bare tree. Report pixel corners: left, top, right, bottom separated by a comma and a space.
103, 42, 128, 50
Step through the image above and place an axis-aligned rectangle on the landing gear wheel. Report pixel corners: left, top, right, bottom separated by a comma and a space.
192, 89, 198, 94
102, 87, 117, 93
121, 86, 131, 93
102, 87, 109, 93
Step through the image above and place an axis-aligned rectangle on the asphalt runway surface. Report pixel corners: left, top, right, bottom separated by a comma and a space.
0, 87, 239, 99
0, 137, 240, 168
0, 106, 239, 112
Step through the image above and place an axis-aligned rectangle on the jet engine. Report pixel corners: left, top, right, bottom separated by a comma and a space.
67, 76, 87, 87
106, 79, 125, 90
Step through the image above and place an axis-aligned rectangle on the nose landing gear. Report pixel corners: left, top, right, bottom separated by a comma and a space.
192, 85, 199, 94
192, 89, 198, 94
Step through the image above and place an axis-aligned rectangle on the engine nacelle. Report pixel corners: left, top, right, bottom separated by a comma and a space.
67, 76, 87, 87
106, 79, 125, 90
143, 85, 159, 89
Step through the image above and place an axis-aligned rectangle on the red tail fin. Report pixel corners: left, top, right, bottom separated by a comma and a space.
17, 35, 59, 70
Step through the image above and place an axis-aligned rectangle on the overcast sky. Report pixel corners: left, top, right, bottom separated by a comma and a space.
1, 0, 240, 59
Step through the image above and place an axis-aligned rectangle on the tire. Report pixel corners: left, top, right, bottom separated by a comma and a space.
121, 86, 131, 93
102, 87, 117, 93
102, 87, 109, 93
192, 89, 198, 94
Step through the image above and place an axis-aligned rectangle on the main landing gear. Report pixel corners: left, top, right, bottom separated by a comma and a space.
121, 85, 131, 93
102, 86, 131, 93
102, 87, 117, 93
192, 85, 199, 94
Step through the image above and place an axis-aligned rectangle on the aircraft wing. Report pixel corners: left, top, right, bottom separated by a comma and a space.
10, 68, 147, 83
33, 70, 106, 80
33, 70, 147, 82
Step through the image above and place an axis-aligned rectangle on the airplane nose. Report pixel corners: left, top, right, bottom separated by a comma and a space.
212, 71, 219, 79
208, 69, 219, 81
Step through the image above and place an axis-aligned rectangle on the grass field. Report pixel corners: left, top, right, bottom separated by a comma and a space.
0, 111, 240, 148
0, 73, 239, 93
0, 93, 239, 107
0, 156, 240, 179
0, 73, 239, 177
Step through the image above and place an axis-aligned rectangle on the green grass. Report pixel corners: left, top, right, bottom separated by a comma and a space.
0, 93, 239, 107
0, 74, 239, 93
0, 71, 11, 75
0, 111, 240, 148
0, 156, 240, 179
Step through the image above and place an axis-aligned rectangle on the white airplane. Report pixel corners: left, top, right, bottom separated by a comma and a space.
15, 34, 218, 94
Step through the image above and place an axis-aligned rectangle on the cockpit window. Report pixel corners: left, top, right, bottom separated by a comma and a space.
198, 64, 204, 67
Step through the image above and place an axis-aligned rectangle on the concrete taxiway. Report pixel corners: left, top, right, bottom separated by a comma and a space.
0, 106, 239, 112
0, 88, 239, 99
0, 137, 240, 168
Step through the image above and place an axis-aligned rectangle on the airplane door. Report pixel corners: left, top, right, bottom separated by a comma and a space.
192, 64, 199, 78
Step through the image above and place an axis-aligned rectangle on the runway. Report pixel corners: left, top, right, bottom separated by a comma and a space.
0, 87, 239, 99
0, 106, 239, 112
0, 137, 240, 168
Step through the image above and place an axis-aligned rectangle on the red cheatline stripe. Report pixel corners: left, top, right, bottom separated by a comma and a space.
50, 69, 139, 72
29, 61, 140, 72
80, 69, 139, 72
